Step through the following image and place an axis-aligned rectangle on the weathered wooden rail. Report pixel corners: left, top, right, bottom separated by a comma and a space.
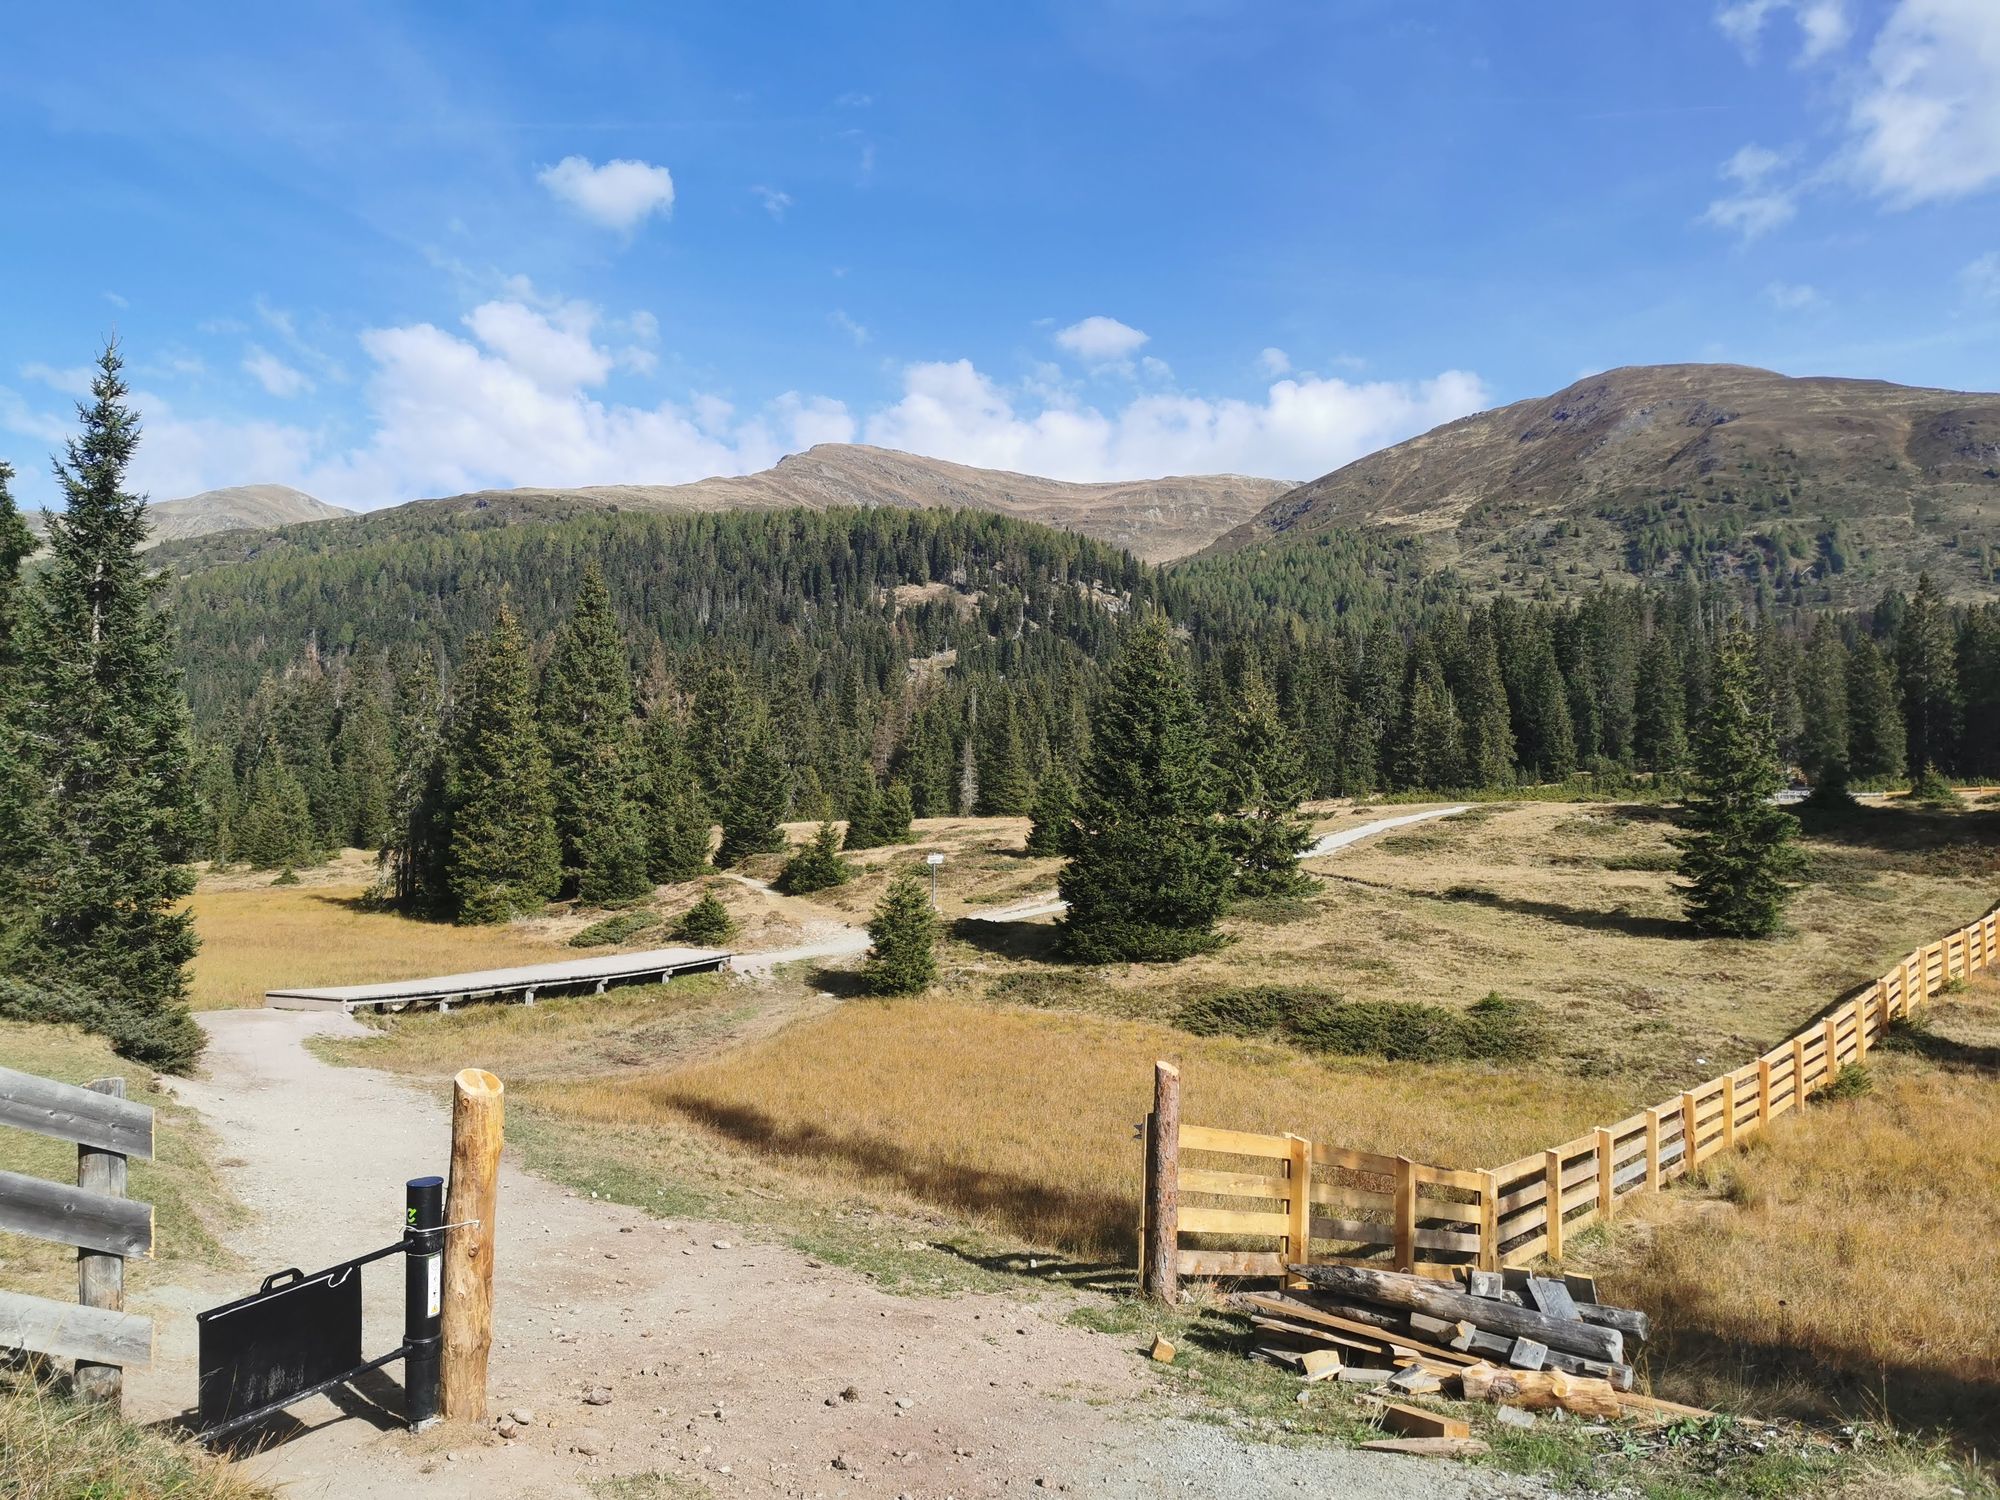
0, 1066, 155, 1406
1141, 902, 1999, 1300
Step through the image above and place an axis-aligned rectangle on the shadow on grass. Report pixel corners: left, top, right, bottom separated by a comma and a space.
1794, 799, 2000, 854
661, 1093, 1135, 1264
1436, 884, 1691, 940
804, 964, 872, 998
931, 1242, 1131, 1297
949, 914, 1066, 962
1880, 1023, 2000, 1074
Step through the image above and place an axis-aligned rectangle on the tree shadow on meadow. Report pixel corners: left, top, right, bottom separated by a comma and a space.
949, 914, 1067, 962
1433, 883, 1692, 940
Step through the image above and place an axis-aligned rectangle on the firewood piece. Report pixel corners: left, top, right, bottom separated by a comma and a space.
1150, 1335, 1175, 1363
1617, 1391, 1715, 1421
1577, 1303, 1650, 1344
1241, 1293, 1479, 1367
1412, 1312, 1632, 1389
1508, 1337, 1549, 1371
1522, 1276, 1581, 1322
1464, 1269, 1505, 1300
1380, 1403, 1469, 1439
1290, 1265, 1624, 1365
1387, 1367, 1441, 1395
1459, 1363, 1622, 1419
1361, 1437, 1489, 1459
1300, 1349, 1342, 1383
1563, 1273, 1599, 1304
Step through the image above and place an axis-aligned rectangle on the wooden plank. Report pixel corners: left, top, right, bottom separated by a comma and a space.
1310, 1142, 1400, 1175
1308, 1183, 1395, 1215
1541, 1147, 1563, 1262
1495, 1176, 1547, 1216
1181, 1167, 1289, 1200
1245, 1294, 1479, 1366
1501, 1233, 1548, 1267
0, 1170, 152, 1257
1414, 1164, 1487, 1194
1309, 1214, 1393, 1246
1594, 1128, 1615, 1221
1178, 1249, 1285, 1277
1180, 1123, 1294, 1159
1380, 1404, 1470, 1440
1393, 1157, 1416, 1273
1179, 1204, 1290, 1236
0, 1067, 153, 1161
0, 1288, 151, 1369
1285, 1134, 1311, 1288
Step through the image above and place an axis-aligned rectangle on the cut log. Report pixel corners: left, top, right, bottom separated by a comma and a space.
1361, 1437, 1489, 1458
1577, 1303, 1650, 1343
1459, 1362, 1622, 1419
1249, 1313, 1393, 1358
1291, 1264, 1624, 1365
1241, 1295, 1478, 1367
1380, 1403, 1468, 1439
1404, 1311, 1629, 1388
1464, 1269, 1505, 1300
1563, 1273, 1599, 1303
1508, 1338, 1548, 1371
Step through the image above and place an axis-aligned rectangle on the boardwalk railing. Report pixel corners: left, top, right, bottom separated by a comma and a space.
0, 1067, 155, 1406
1140, 903, 1999, 1300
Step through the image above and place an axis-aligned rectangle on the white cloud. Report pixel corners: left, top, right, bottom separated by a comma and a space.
102, 290, 129, 309
863, 359, 1487, 482
835, 91, 872, 108
463, 298, 611, 390
20, 363, 95, 397
538, 155, 676, 230
1140, 355, 1173, 382
752, 185, 793, 220
828, 309, 870, 346
1054, 315, 1150, 364
1850, 0, 2000, 205
242, 346, 314, 398
1764, 280, 1826, 310
1961, 250, 2000, 300
1718, 0, 1850, 61
1258, 347, 1292, 377
1702, 143, 1798, 238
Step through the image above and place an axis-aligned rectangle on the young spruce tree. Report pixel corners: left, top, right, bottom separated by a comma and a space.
5, 346, 203, 1069
1058, 615, 1230, 961
639, 711, 712, 882
778, 821, 852, 894
1671, 629, 1804, 938
444, 605, 562, 923
1023, 762, 1077, 856
863, 865, 939, 995
541, 564, 650, 901
1218, 668, 1313, 897
714, 725, 791, 867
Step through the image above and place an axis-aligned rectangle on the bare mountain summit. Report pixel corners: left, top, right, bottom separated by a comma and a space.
1207, 364, 2000, 601
427, 444, 1290, 563
27, 483, 351, 549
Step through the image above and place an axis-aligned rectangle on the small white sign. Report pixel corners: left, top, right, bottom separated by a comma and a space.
926, 853, 945, 866
426, 1254, 442, 1319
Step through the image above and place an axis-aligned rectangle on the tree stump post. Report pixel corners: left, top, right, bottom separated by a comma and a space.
442, 1069, 503, 1421
1143, 1062, 1179, 1305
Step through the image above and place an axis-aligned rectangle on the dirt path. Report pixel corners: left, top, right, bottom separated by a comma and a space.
719, 872, 873, 973
122, 1007, 1550, 1500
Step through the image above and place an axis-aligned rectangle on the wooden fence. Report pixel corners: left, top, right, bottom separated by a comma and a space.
1140, 903, 2000, 1300
0, 1066, 155, 1407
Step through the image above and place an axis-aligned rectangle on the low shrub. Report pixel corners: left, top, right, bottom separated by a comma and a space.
1177, 986, 1544, 1063
569, 911, 658, 948
673, 889, 736, 945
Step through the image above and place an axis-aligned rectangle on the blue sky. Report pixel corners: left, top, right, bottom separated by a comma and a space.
3, 0, 1998, 510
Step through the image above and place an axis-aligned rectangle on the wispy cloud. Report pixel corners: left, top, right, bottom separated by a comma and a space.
1716, 0, 1851, 62
1961, 250, 2000, 302
1765, 280, 1826, 311
828, 309, 869, 346
538, 155, 676, 230
1054, 315, 1149, 365
751, 185, 794, 221
1702, 143, 1798, 239
243, 345, 314, 397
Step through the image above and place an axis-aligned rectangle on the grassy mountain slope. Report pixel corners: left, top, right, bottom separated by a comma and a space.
1206, 364, 2000, 602
359, 444, 1288, 563
27, 483, 351, 549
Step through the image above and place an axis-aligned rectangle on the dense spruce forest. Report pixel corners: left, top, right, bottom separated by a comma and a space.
168, 500, 2000, 900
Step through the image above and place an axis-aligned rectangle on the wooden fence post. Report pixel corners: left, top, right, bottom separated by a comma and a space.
1680, 1091, 1699, 1168
1283, 1134, 1311, 1288
1477, 1169, 1499, 1272
1755, 1060, 1772, 1133
1823, 1018, 1840, 1082
1143, 1062, 1179, 1305
1643, 1108, 1663, 1191
441, 1069, 503, 1421
74, 1078, 126, 1409
1720, 1076, 1736, 1152
1393, 1157, 1417, 1273
1594, 1128, 1615, 1220
1542, 1148, 1563, 1262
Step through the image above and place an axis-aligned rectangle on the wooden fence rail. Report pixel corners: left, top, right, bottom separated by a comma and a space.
0, 1066, 155, 1407
1142, 903, 1999, 1297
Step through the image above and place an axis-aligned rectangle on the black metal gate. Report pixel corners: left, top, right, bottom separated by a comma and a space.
196, 1176, 444, 1443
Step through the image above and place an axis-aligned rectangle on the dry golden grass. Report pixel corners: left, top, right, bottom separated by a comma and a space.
1, 1372, 274, 1500
567, 997, 1631, 1258
1596, 979, 2000, 1443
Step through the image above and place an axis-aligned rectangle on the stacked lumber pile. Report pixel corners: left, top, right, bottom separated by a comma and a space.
1232, 1263, 1704, 1446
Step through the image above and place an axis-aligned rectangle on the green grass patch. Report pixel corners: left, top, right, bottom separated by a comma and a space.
568, 911, 660, 948
1176, 986, 1545, 1063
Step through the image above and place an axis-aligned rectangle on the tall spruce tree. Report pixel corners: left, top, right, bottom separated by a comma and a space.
714, 725, 791, 867
1393, 646, 1465, 791
5, 346, 203, 1069
335, 657, 395, 850
1219, 667, 1313, 896
1633, 628, 1688, 773
541, 565, 649, 901
686, 664, 746, 803
234, 746, 321, 869
0, 461, 36, 930
842, 764, 885, 850
1797, 617, 1851, 796
1058, 615, 1230, 961
639, 711, 712, 881
1672, 630, 1804, 938
1024, 762, 1077, 856
874, 780, 914, 843
1843, 637, 1905, 784
1896, 572, 1961, 777
1458, 618, 1515, 787
975, 693, 1031, 815
444, 604, 562, 923
863, 864, 939, 995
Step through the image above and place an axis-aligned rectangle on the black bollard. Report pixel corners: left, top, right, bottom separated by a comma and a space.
404, 1175, 445, 1430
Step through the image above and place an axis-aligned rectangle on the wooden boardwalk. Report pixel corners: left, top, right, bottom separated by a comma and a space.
265, 946, 731, 1014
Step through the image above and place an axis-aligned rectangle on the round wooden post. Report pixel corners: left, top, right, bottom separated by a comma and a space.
441, 1069, 503, 1421
1143, 1061, 1179, 1305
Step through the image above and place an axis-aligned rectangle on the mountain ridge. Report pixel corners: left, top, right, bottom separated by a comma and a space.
1205, 362, 2000, 601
